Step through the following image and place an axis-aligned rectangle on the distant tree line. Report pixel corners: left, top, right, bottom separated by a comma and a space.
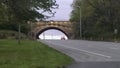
70, 0, 120, 41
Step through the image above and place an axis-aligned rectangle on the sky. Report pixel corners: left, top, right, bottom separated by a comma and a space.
39, 29, 68, 40
48, 0, 73, 21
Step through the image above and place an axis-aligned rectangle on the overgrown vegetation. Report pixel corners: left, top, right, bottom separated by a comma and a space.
70, 0, 120, 41
0, 39, 73, 68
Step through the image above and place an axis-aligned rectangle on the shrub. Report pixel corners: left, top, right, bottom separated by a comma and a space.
0, 30, 27, 39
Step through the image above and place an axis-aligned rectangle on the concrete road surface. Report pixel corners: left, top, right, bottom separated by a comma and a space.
40, 40, 120, 68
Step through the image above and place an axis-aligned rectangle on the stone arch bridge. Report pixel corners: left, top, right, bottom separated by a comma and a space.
31, 21, 74, 39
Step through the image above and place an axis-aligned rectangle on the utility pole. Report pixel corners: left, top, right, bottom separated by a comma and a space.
28, 21, 33, 39
30, 21, 33, 39
18, 23, 21, 44
114, 29, 118, 42
76, 5, 82, 39
43, 32, 45, 40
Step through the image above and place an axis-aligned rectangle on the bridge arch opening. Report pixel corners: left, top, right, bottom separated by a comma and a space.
36, 27, 69, 40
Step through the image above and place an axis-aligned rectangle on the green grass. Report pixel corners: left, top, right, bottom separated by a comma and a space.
0, 39, 73, 68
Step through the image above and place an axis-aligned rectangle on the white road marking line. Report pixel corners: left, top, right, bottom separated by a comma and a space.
41, 40, 112, 58
58, 45, 111, 58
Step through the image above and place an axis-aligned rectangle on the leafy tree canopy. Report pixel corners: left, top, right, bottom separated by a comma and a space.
0, 0, 58, 34
0, 0, 58, 21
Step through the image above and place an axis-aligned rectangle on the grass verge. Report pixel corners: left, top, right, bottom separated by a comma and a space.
0, 39, 73, 68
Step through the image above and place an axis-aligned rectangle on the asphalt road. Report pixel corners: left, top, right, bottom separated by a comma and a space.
40, 40, 120, 68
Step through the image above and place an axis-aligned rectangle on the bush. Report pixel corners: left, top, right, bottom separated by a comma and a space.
0, 30, 27, 39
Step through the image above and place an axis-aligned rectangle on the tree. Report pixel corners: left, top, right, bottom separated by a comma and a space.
0, 0, 58, 44
0, 0, 58, 33
1, 0, 58, 21
70, 0, 120, 41
0, 3, 8, 23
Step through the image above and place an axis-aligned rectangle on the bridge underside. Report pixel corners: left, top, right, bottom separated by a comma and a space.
35, 27, 69, 39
